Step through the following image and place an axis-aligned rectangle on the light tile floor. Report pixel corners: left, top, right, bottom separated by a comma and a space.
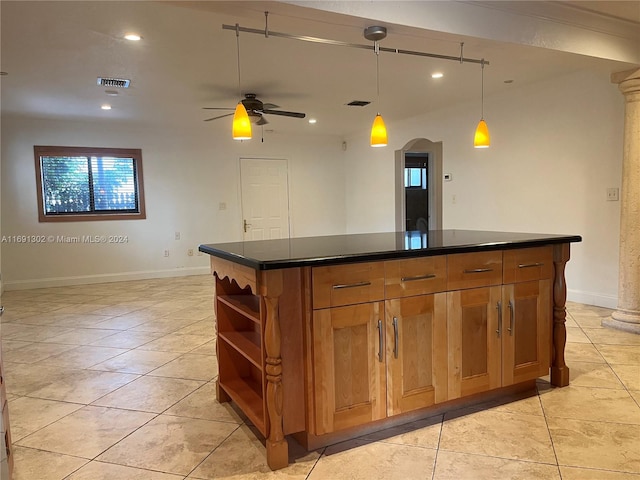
1, 276, 639, 479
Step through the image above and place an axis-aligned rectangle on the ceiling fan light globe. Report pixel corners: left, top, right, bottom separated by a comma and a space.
370, 113, 388, 147
232, 103, 252, 140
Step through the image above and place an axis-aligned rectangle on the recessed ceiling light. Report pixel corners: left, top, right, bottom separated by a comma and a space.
308, 118, 317, 124
105, 90, 119, 96
431, 72, 444, 79
124, 33, 142, 41
101, 104, 112, 110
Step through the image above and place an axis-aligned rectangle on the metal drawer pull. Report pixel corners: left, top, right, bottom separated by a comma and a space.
332, 281, 371, 290
518, 262, 544, 269
508, 300, 514, 336
496, 301, 502, 337
464, 268, 493, 274
393, 317, 399, 359
401, 274, 436, 282
377, 319, 384, 362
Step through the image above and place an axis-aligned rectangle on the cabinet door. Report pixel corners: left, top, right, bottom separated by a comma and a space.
313, 302, 386, 435
386, 293, 447, 416
502, 280, 552, 385
448, 286, 502, 399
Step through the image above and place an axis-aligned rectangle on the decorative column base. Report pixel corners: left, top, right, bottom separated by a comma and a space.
603, 309, 640, 334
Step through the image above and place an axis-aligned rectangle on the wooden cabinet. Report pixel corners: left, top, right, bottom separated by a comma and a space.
313, 247, 554, 432
502, 246, 553, 386
312, 260, 449, 434
447, 286, 503, 399
502, 279, 552, 385
313, 295, 448, 434
447, 248, 552, 400
313, 302, 386, 435
385, 294, 447, 416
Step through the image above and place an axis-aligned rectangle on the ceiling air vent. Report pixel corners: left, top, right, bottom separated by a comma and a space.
97, 77, 130, 88
346, 100, 371, 107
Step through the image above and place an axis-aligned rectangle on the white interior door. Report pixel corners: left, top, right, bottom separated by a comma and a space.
240, 158, 290, 241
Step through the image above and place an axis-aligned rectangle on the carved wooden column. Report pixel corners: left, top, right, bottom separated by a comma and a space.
606, 68, 640, 334
551, 243, 570, 387
260, 270, 288, 470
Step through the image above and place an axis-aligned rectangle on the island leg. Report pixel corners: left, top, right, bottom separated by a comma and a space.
262, 271, 288, 470
551, 243, 570, 387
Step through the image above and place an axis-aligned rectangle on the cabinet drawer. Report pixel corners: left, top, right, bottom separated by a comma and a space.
312, 262, 385, 309
447, 251, 503, 290
384, 256, 447, 298
503, 246, 553, 283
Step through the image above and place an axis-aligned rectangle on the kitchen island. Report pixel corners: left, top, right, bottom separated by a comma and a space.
199, 230, 581, 470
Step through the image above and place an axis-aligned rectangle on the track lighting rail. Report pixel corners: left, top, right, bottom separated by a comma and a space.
221, 23, 490, 66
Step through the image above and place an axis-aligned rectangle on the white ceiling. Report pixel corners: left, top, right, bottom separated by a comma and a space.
1, 1, 638, 137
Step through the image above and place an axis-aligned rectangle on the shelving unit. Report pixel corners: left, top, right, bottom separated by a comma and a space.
215, 277, 267, 436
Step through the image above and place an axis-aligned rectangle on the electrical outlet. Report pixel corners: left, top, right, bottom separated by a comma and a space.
175, 231, 181, 240
164, 250, 170, 257
188, 249, 194, 256
219, 202, 227, 211
606, 188, 619, 201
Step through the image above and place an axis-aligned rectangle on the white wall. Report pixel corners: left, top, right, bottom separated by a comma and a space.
1, 69, 627, 308
1, 116, 346, 288
343, 69, 624, 308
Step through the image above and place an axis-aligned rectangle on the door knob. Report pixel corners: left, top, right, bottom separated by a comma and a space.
243, 219, 251, 232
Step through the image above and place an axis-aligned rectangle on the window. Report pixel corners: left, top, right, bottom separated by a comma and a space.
34, 146, 146, 222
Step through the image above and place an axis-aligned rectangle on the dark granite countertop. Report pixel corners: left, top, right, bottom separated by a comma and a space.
198, 230, 581, 270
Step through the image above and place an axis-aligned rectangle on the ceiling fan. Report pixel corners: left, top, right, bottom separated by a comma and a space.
203, 93, 306, 125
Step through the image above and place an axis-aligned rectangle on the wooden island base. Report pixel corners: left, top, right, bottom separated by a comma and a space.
291, 379, 538, 452
201, 231, 580, 470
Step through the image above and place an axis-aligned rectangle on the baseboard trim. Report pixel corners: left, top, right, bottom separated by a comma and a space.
567, 288, 617, 309
2, 267, 211, 291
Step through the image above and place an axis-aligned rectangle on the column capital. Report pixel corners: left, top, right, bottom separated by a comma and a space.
612, 68, 640, 84
611, 68, 640, 95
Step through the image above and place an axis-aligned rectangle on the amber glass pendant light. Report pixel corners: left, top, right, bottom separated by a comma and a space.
474, 59, 490, 148
365, 26, 388, 147
370, 113, 387, 147
232, 103, 251, 140
232, 25, 251, 140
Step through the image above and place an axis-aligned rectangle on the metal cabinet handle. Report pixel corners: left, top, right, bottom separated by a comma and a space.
377, 319, 384, 362
332, 281, 372, 290
518, 262, 544, 269
401, 274, 436, 282
464, 268, 493, 274
392, 317, 399, 359
243, 219, 251, 232
508, 300, 514, 336
496, 301, 502, 337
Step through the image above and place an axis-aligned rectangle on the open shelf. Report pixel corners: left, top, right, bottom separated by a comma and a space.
218, 295, 261, 324
219, 331, 262, 368
219, 376, 266, 436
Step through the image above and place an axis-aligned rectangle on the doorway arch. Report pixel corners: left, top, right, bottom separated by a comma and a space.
394, 138, 443, 231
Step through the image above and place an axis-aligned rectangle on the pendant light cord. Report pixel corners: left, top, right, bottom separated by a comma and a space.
236, 24, 242, 97
480, 58, 485, 120
375, 41, 380, 113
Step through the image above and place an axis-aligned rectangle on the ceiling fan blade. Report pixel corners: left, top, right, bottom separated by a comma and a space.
262, 109, 306, 119
256, 116, 269, 126
204, 113, 234, 122
262, 103, 280, 109
202, 107, 234, 110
